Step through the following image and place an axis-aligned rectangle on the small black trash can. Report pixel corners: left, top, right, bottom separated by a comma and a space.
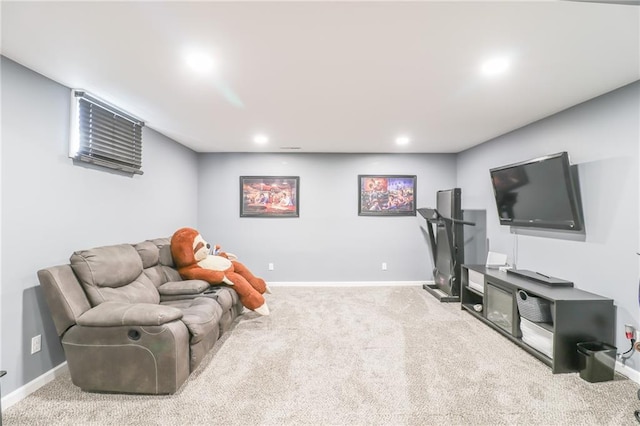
576, 341, 617, 383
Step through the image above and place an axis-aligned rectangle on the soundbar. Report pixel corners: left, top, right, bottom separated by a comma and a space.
506, 269, 573, 287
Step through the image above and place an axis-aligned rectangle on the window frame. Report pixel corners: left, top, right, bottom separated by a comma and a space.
69, 90, 145, 175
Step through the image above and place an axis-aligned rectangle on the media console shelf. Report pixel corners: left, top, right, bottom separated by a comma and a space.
461, 265, 615, 373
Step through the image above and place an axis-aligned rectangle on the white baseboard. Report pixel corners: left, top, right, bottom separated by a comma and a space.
615, 360, 640, 384
2, 362, 68, 411
268, 280, 431, 287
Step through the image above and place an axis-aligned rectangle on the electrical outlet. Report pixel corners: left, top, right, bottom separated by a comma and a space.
382, 262, 387, 271
31, 334, 41, 354
268, 263, 274, 271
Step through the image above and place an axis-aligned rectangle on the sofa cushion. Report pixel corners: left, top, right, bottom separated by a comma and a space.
202, 287, 237, 311
134, 241, 160, 269
162, 298, 222, 344
71, 244, 142, 288
163, 266, 182, 282
77, 302, 183, 326
158, 244, 175, 267
149, 237, 171, 249
139, 241, 185, 287
70, 244, 159, 306
142, 265, 166, 288
158, 280, 209, 296
137, 240, 181, 288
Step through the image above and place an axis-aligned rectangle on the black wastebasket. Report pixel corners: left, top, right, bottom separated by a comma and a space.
576, 341, 617, 383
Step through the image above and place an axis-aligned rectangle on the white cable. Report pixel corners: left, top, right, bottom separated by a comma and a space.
513, 233, 518, 268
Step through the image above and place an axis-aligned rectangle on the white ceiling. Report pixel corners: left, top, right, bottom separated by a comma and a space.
1, 1, 639, 154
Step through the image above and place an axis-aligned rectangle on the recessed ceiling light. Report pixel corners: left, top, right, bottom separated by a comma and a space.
185, 50, 215, 74
481, 57, 510, 76
396, 136, 410, 146
254, 134, 269, 144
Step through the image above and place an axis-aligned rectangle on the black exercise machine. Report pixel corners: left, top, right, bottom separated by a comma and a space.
418, 188, 485, 302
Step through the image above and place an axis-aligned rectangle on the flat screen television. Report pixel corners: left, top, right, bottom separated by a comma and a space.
489, 152, 584, 231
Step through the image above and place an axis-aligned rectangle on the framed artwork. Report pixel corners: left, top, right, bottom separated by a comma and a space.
358, 175, 416, 216
240, 176, 300, 217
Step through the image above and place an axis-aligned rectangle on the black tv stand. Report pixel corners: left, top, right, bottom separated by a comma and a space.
461, 265, 614, 373
506, 269, 573, 287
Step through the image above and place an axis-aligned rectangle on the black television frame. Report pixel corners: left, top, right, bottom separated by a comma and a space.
489, 152, 584, 232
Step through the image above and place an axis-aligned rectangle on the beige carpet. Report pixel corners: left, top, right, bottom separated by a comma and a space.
3, 286, 639, 425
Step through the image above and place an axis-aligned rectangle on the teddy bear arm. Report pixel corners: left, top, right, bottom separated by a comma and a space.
179, 266, 226, 285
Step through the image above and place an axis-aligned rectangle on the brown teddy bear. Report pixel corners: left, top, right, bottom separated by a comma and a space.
170, 227, 270, 316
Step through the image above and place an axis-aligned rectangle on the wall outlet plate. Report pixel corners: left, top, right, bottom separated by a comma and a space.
31, 335, 41, 354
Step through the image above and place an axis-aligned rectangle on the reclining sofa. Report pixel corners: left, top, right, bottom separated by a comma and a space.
37, 237, 243, 395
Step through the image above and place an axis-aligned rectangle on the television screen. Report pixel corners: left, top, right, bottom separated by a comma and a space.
489, 152, 583, 231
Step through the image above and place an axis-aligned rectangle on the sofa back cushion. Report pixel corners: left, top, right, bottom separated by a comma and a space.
135, 240, 164, 287
135, 240, 160, 269
159, 244, 182, 282
70, 244, 159, 306
135, 239, 182, 286
150, 238, 173, 264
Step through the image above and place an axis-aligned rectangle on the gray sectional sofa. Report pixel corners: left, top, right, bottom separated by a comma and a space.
37, 237, 243, 395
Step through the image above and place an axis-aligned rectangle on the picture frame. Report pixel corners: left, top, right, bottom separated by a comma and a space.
240, 176, 300, 217
358, 175, 416, 216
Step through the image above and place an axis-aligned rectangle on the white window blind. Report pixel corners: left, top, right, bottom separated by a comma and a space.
70, 90, 145, 175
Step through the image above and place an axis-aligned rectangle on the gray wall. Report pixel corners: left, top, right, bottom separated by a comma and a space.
457, 81, 640, 371
2, 53, 638, 398
197, 153, 457, 282
0, 57, 200, 395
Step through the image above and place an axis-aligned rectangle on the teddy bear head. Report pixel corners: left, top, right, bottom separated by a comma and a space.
170, 227, 211, 268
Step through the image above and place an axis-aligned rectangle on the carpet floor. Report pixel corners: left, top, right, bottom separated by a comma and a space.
3, 285, 639, 425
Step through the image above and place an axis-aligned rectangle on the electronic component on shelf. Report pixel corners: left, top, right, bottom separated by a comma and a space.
506, 269, 573, 287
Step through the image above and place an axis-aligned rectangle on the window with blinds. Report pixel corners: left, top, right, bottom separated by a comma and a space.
70, 90, 145, 175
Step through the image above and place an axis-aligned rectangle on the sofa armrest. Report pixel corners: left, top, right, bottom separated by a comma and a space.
157, 280, 209, 296
76, 302, 182, 327
38, 265, 92, 336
